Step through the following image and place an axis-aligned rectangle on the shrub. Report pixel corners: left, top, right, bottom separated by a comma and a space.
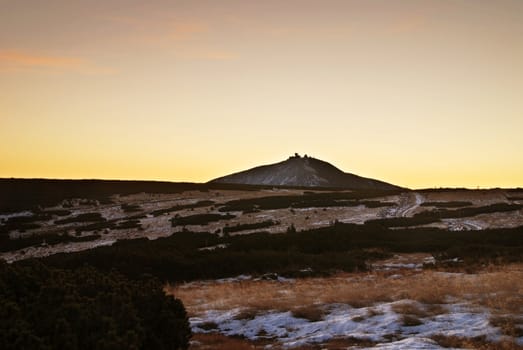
55, 213, 105, 225
291, 306, 326, 322
420, 201, 473, 208
151, 201, 214, 217
0, 261, 191, 350
170, 213, 235, 227
222, 220, 277, 234
121, 204, 142, 213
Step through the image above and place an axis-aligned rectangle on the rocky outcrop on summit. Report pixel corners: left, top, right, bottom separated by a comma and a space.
210, 154, 403, 190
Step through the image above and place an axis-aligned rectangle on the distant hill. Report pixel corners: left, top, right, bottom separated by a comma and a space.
209, 154, 403, 190
0, 179, 268, 213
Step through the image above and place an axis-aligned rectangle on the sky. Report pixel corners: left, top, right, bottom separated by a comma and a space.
1, 0, 522, 189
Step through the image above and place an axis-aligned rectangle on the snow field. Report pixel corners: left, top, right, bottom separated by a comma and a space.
191, 300, 520, 349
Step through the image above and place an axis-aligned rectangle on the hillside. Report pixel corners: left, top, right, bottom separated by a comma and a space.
2, 180, 523, 349
210, 154, 402, 190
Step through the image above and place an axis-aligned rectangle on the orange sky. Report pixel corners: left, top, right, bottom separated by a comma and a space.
1, 0, 522, 188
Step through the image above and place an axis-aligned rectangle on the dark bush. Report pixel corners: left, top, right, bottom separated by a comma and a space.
121, 204, 142, 213
115, 220, 142, 230
55, 213, 105, 225
0, 261, 191, 349
420, 201, 473, 208
170, 213, 235, 226
75, 221, 115, 233
223, 220, 277, 234
150, 200, 214, 217
36, 209, 72, 216
0, 178, 265, 213
366, 216, 439, 227
360, 201, 396, 208
0, 234, 101, 252
414, 203, 523, 220
366, 203, 523, 228
39, 223, 523, 282
219, 190, 402, 212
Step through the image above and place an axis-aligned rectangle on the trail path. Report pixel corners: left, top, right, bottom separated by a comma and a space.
381, 192, 425, 218
400, 193, 425, 217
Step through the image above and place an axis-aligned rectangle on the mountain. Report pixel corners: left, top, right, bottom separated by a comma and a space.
209, 154, 403, 190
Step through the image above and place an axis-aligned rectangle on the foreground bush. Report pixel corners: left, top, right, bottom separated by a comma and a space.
0, 262, 190, 350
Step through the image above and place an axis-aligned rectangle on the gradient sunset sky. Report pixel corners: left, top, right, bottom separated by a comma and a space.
1, 0, 522, 188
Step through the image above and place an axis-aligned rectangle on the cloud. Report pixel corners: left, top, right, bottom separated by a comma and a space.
102, 15, 210, 42
0, 50, 84, 68
0, 50, 116, 74
100, 15, 238, 62
169, 21, 209, 41
185, 49, 238, 61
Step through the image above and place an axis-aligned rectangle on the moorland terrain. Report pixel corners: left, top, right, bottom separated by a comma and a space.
1, 178, 523, 349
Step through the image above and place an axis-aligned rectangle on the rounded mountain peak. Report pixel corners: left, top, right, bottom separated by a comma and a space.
210, 155, 402, 190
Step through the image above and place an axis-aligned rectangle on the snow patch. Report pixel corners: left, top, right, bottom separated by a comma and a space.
191, 301, 503, 348
0, 211, 33, 220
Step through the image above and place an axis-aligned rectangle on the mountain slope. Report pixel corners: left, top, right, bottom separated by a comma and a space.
209, 155, 403, 190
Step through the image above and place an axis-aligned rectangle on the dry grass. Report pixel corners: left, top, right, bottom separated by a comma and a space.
167, 264, 523, 316
366, 307, 385, 317
288, 337, 377, 349
431, 334, 523, 350
234, 308, 261, 321
190, 333, 262, 350
390, 302, 447, 327
291, 305, 326, 322
391, 301, 447, 318
174, 262, 523, 350
190, 332, 520, 350
490, 316, 523, 338
391, 301, 429, 317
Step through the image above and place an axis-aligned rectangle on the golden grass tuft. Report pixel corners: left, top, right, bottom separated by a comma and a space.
167, 264, 523, 316
391, 301, 429, 317
291, 305, 326, 322
391, 301, 448, 319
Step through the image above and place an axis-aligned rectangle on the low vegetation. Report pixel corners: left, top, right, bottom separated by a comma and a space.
0, 233, 101, 253
420, 201, 473, 208
431, 334, 523, 350
218, 190, 402, 212
0, 214, 52, 234
0, 178, 274, 213
2, 181, 523, 348
34, 222, 523, 282
170, 213, 236, 227
291, 306, 326, 322
150, 200, 214, 217
368, 203, 523, 227
414, 203, 523, 220
170, 266, 523, 313
55, 212, 105, 225
121, 203, 142, 213
222, 220, 278, 234
0, 261, 190, 350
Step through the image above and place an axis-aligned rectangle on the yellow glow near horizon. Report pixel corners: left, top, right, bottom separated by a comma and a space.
1, 0, 522, 189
